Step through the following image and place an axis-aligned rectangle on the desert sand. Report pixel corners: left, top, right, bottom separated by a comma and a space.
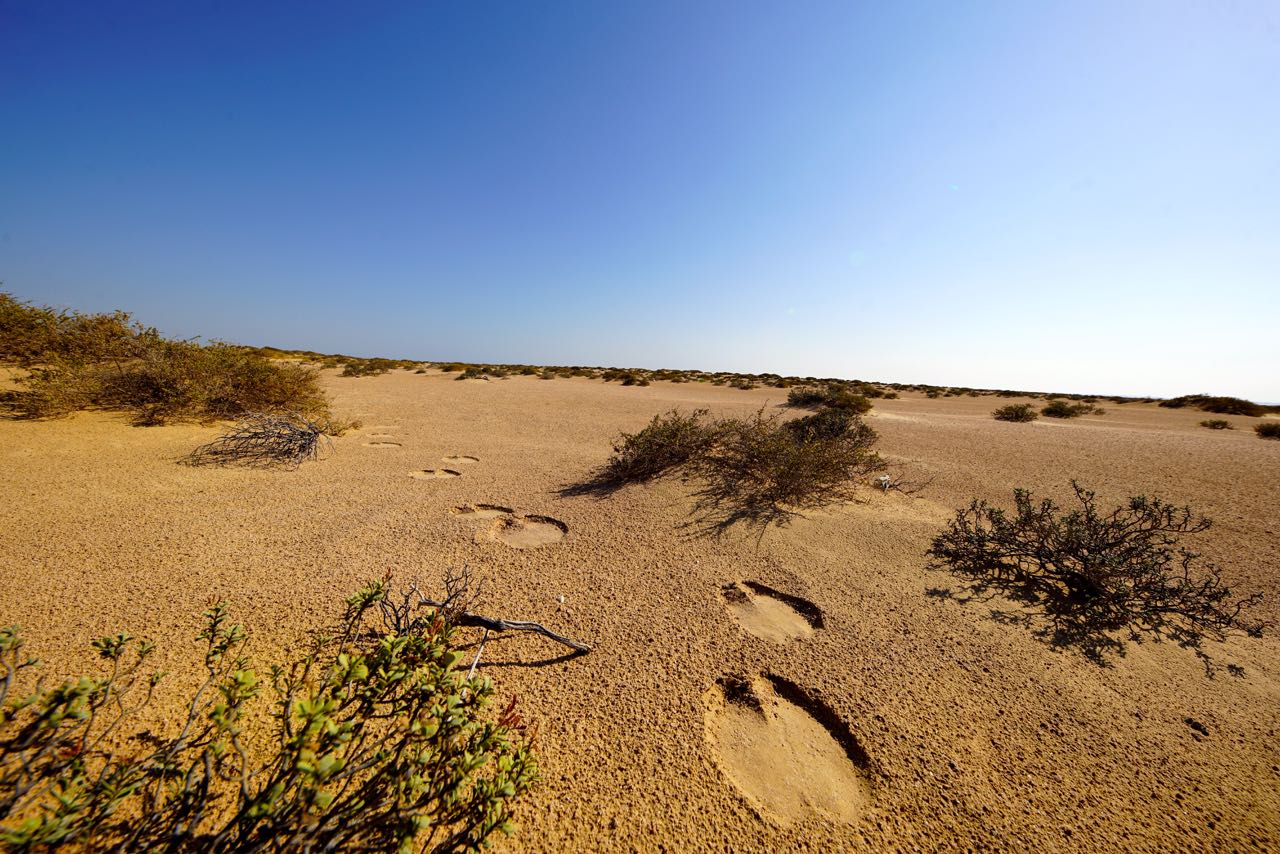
1, 371, 1277, 851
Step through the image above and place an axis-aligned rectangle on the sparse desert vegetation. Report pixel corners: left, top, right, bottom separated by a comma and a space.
0, 293, 328, 424
992, 403, 1038, 422
1200, 419, 1233, 430
1257, 422, 1280, 440
2, 295, 1278, 851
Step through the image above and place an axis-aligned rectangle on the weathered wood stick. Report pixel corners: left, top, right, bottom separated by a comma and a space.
466, 629, 490, 680
420, 599, 593, 654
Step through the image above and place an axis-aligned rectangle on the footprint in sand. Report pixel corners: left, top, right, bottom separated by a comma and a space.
363, 441, 402, 448
704, 674, 873, 826
451, 505, 568, 548
441, 455, 480, 464
721, 581, 823, 643
409, 469, 461, 480
490, 514, 567, 549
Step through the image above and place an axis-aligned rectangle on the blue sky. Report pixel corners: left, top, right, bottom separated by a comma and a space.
2, 1, 1277, 398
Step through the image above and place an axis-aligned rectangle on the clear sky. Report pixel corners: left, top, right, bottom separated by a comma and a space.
2, 2, 1277, 399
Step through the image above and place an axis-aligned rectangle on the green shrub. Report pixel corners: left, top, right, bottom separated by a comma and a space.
1041, 400, 1102, 419
690, 409, 883, 529
599, 409, 718, 484
581, 406, 883, 530
785, 387, 827, 408
786, 386, 872, 415
993, 403, 1038, 422
9, 340, 327, 425
456, 366, 485, 380
0, 581, 536, 851
929, 483, 1262, 662
1, 293, 330, 425
1199, 419, 1233, 430
1160, 395, 1264, 416
1257, 422, 1280, 440
341, 359, 395, 377
438, 363, 468, 373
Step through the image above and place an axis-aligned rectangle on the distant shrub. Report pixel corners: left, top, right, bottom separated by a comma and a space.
1041, 400, 1102, 419
1161, 395, 1265, 417
1199, 419, 1233, 430
786, 386, 872, 415
730, 379, 756, 390
438, 363, 468, 373
1257, 422, 1280, 440
1, 293, 330, 425
539, 368, 557, 380
487, 366, 509, 378
929, 483, 1262, 662
619, 373, 649, 387
993, 403, 1038, 422
456, 366, 486, 380
341, 358, 397, 377
926, 389, 941, 399
786, 387, 827, 408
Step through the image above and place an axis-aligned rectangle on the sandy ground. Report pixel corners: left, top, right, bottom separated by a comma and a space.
2, 371, 1278, 852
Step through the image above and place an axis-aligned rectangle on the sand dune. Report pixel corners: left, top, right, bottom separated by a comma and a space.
1, 371, 1277, 851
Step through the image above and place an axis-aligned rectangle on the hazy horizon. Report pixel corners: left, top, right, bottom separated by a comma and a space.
3, 2, 1277, 400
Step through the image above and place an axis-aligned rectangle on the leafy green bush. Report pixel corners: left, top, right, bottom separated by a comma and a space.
929, 483, 1262, 662
1199, 419, 1233, 430
992, 403, 1038, 422
0, 581, 536, 851
1256, 422, 1280, 440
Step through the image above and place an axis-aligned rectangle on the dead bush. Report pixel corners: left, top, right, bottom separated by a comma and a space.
183, 413, 332, 469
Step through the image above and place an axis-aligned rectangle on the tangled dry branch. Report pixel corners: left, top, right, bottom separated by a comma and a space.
183, 413, 331, 469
